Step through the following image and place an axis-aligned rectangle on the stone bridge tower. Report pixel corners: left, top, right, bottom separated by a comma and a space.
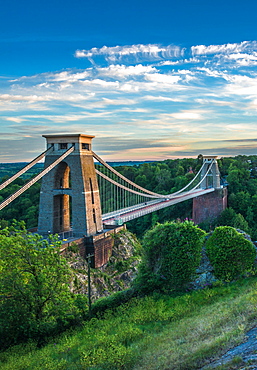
38, 134, 103, 237
200, 155, 221, 189
193, 155, 227, 225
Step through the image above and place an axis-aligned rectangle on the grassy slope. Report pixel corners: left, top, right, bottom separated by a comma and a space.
1, 277, 257, 370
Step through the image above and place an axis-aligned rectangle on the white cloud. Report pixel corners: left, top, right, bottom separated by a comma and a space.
195, 98, 237, 108
228, 53, 257, 61
223, 76, 257, 98
225, 123, 254, 131
159, 57, 200, 66
225, 52, 257, 66
52, 70, 90, 82
196, 67, 227, 79
119, 83, 139, 92
76, 44, 165, 58
4, 117, 26, 123
75, 44, 184, 63
97, 64, 157, 78
143, 95, 183, 102
0, 94, 47, 102
144, 73, 180, 84
18, 111, 115, 123
191, 41, 256, 56
3, 40, 257, 161
0, 92, 95, 106
169, 111, 204, 120
100, 97, 137, 106
79, 79, 120, 88
247, 98, 257, 110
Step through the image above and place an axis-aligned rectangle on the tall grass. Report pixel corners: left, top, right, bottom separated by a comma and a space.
1, 277, 257, 369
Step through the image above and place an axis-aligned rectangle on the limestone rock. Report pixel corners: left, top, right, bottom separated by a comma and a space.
68, 230, 141, 301
191, 247, 216, 289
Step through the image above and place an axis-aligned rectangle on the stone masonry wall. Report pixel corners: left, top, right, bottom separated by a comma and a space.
192, 188, 228, 225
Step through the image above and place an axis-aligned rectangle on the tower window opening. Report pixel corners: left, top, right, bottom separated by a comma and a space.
93, 208, 96, 224
89, 178, 95, 204
59, 143, 68, 150
59, 196, 63, 227
82, 143, 90, 150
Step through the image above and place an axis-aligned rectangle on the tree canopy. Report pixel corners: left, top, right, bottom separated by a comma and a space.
0, 222, 86, 349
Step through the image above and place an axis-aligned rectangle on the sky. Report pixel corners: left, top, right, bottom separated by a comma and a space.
1, 0, 257, 162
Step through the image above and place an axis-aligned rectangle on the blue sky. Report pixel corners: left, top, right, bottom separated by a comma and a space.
1, 0, 257, 162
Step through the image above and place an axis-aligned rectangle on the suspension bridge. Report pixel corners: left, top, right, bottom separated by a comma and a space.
0, 134, 227, 267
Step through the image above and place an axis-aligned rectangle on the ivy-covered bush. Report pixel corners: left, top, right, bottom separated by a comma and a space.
135, 221, 206, 293
206, 226, 256, 281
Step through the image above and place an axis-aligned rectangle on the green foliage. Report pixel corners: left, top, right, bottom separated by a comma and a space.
67, 242, 79, 253
216, 207, 250, 232
206, 226, 256, 282
0, 177, 41, 229
91, 289, 136, 316
229, 191, 251, 218
0, 222, 86, 349
226, 166, 250, 193
2, 277, 257, 369
135, 221, 206, 293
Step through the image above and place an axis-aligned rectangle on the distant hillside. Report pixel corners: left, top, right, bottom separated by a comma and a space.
105, 160, 155, 167
0, 161, 155, 180
0, 163, 44, 180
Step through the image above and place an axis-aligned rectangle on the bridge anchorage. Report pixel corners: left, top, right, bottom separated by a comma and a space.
0, 134, 227, 267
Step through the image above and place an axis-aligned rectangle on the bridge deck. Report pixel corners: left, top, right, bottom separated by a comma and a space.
102, 187, 215, 225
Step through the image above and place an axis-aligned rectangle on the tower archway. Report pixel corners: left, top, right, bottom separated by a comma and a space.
52, 162, 71, 233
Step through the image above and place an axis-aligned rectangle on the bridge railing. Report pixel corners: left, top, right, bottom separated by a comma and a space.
58, 230, 74, 241
102, 198, 163, 220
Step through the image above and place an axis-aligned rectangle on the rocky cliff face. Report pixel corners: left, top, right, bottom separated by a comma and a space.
66, 228, 256, 299
67, 230, 141, 302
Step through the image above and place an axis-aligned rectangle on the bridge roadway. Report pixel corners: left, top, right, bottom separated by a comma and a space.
35, 187, 216, 243
102, 187, 216, 225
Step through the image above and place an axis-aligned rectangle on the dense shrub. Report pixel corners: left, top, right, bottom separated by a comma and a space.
91, 288, 136, 316
135, 221, 206, 293
0, 222, 87, 349
216, 207, 250, 232
206, 226, 256, 281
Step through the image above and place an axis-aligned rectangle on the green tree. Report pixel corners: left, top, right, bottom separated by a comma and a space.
216, 207, 250, 233
228, 191, 251, 218
251, 195, 257, 215
134, 174, 148, 188
247, 178, 257, 196
135, 221, 206, 293
226, 165, 250, 193
0, 222, 85, 348
175, 165, 185, 177
154, 169, 172, 192
206, 226, 256, 281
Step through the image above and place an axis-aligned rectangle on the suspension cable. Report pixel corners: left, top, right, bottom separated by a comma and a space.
190, 160, 214, 191
93, 151, 162, 197
0, 145, 53, 191
0, 146, 74, 211
94, 151, 213, 200
167, 161, 206, 196
95, 169, 160, 198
